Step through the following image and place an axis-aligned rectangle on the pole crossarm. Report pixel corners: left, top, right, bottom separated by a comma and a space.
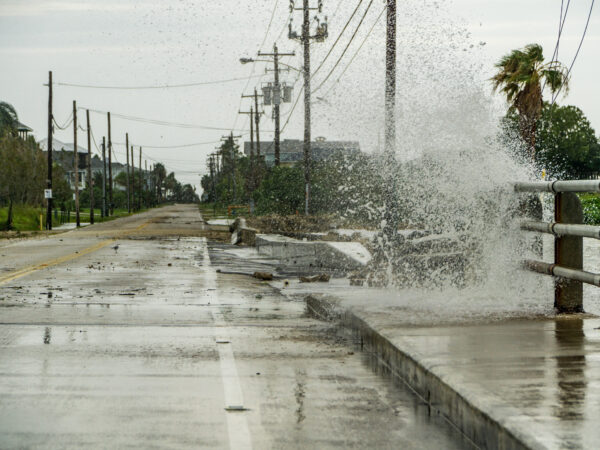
514, 180, 600, 193
521, 221, 600, 239
258, 52, 296, 57
524, 260, 600, 287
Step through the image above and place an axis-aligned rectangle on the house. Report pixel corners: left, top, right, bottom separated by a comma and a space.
38, 138, 130, 191
16, 122, 33, 139
242, 137, 360, 166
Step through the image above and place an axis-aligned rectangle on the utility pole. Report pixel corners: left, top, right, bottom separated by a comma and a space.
107, 112, 113, 216
46, 71, 53, 230
73, 101, 80, 227
209, 154, 217, 204
289, 0, 328, 215
131, 145, 135, 211
303, 6, 311, 215
258, 44, 295, 166
239, 106, 256, 191
255, 88, 261, 158
138, 147, 142, 211
383, 0, 397, 238
242, 90, 264, 158
102, 137, 107, 218
125, 133, 130, 213
86, 109, 94, 224
145, 160, 148, 208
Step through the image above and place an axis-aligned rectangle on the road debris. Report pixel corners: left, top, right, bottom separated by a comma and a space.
299, 274, 330, 283
253, 272, 273, 281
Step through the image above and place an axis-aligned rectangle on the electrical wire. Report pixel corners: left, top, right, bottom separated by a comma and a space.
542, 0, 571, 95
55, 75, 264, 90
566, 0, 595, 74
311, 0, 363, 80
551, 0, 595, 104
84, 107, 248, 131
321, 5, 385, 98
52, 113, 73, 130
311, 0, 375, 94
111, 139, 222, 149
330, 0, 344, 22
232, 0, 280, 131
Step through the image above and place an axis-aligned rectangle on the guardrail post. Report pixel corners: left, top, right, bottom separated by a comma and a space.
555, 192, 584, 313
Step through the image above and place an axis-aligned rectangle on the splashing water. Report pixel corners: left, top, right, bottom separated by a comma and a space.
328, 1, 554, 315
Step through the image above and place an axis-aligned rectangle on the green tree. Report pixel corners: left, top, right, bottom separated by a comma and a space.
0, 101, 18, 136
492, 44, 569, 160
254, 166, 304, 215
536, 104, 600, 179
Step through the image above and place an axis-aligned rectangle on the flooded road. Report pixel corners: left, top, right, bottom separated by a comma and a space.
0, 205, 469, 449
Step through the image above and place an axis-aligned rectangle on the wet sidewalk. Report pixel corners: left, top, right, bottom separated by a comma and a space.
303, 291, 600, 449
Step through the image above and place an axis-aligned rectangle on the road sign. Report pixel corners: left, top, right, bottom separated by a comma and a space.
44, 189, 52, 199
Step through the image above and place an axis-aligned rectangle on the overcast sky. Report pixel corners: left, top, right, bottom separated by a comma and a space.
0, 0, 598, 190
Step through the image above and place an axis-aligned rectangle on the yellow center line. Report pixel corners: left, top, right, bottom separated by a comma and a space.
0, 218, 155, 286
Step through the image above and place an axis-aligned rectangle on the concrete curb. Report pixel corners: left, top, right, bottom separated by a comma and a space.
305, 294, 546, 450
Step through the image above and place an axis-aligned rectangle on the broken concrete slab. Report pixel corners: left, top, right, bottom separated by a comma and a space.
255, 234, 371, 271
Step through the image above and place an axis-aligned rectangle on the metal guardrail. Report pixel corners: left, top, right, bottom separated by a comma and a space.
516, 180, 600, 313
515, 180, 600, 193
520, 221, 600, 239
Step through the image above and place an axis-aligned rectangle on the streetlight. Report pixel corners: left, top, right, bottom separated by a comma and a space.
239, 58, 301, 73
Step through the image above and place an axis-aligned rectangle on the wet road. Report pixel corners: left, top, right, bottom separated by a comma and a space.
0, 205, 468, 449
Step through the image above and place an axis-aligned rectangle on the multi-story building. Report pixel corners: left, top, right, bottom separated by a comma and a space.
242, 137, 360, 166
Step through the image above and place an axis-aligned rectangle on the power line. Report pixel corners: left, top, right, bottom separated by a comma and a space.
321, 5, 385, 97
112, 139, 223, 149
566, 0, 595, 74
312, 0, 375, 95
55, 75, 264, 90
552, 0, 595, 103
232, 0, 280, 131
543, 0, 571, 95
84, 107, 248, 131
330, 0, 345, 21
311, 0, 364, 80
52, 113, 73, 130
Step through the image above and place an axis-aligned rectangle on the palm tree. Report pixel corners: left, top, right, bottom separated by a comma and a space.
492, 44, 569, 161
0, 101, 18, 136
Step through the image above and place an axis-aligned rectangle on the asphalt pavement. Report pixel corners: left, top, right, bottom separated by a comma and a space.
0, 205, 469, 449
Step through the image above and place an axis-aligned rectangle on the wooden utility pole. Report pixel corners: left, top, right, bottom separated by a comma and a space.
383, 0, 397, 237
145, 160, 148, 208
138, 147, 142, 210
242, 90, 263, 158
131, 145, 135, 211
290, 0, 327, 214
73, 101, 80, 227
125, 133, 130, 213
46, 71, 53, 230
102, 137, 107, 218
302, 0, 311, 215
385, 0, 396, 162
254, 88, 261, 158
258, 44, 295, 166
107, 112, 113, 216
86, 109, 94, 224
